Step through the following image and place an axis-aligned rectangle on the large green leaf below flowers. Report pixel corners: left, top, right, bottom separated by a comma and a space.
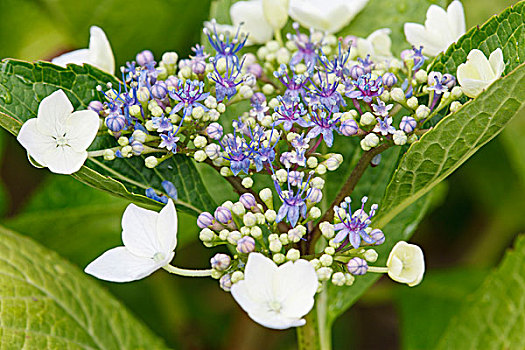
0, 59, 216, 216
0, 225, 168, 349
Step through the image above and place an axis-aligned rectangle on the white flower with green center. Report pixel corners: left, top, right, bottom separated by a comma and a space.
386, 241, 425, 287
404, 0, 465, 56
231, 253, 318, 329
17, 90, 99, 175
457, 48, 505, 98
85, 200, 178, 283
52, 26, 115, 75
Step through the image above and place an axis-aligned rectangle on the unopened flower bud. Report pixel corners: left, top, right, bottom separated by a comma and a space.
450, 101, 462, 113
414, 69, 427, 84
206, 122, 223, 140
250, 226, 262, 238
243, 212, 257, 227
136, 50, 154, 66
382, 72, 397, 87
199, 228, 215, 242
241, 177, 253, 188
227, 230, 242, 245
88, 100, 104, 114
370, 229, 385, 245
211, 253, 231, 271
361, 133, 380, 151
231, 271, 244, 283
214, 206, 232, 224
324, 247, 335, 255
309, 207, 321, 219
320, 254, 333, 267
316, 164, 327, 175
205, 144, 220, 159
347, 257, 368, 275
442, 73, 456, 89
237, 236, 255, 253
391, 88, 405, 102
130, 140, 144, 155
269, 239, 282, 253
317, 267, 333, 281
103, 149, 115, 160
400, 116, 417, 133
320, 222, 334, 239
340, 118, 359, 136
286, 249, 301, 261
231, 202, 246, 216
393, 130, 407, 145
360, 112, 375, 126
194, 150, 206, 162
307, 156, 318, 168
332, 272, 346, 286
364, 249, 378, 263
345, 273, 355, 286
260, 188, 273, 202
106, 114, 126, 132
197, 212, 214, 229
220, 274, 232, 291
145, 156, 158, 168
151, 81, 168, 99
415, 105, 430, 120
273, 253, 286, 264
407, 96, 418, 109
193, 135, 207, 149
239, 193, 257, 210
350, 65, 365, 80
265, 209, 276, 222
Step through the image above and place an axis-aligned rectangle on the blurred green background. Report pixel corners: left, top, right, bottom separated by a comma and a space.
0, 0, 522, 349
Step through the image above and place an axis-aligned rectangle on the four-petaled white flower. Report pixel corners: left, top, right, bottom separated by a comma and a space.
386, 241, 425, 287
52, 26, 115, 75
231, 253, 318, 329
457, 48, 505, 98
17, 90, 99, 175
85, 200, 178, 283
404, 0, 465, 56
289, 0, 369, 33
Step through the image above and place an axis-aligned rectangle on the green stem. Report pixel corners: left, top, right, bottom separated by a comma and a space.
162, 264, 212, 277
297, 289, 332, 350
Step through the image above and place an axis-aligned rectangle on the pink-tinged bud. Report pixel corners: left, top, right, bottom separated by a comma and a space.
210, 253, 231, 271
247, 63, 263, 78
151, 81, 168, 99
349, 65, 365, 80
197, 212, 214, 228
206, 122, 223, 140
382, 73, 397, 88
88, 100, 104, 114
442, 73, 456, 89
308, 188, 322, 203
239, 193, 257, 210
251, 92, 266, 105
214, 206, 232, 224
192, 60, 206, 75
370, 229, 385, 245
220, 274, 232, 291
165, 75, 179, 88
237, 236, 256, 254
136, 50, 155, 66
340, 118, 358, 136
400, 116, 417, 133
347, 257, 368, 275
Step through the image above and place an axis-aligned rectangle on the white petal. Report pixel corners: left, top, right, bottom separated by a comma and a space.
262, 0, 289, 30
17, 119, 55, 168
122, 203, 161, 258
85, 246, 162, 282
156, 199, 178, 254
65, 110, 100, 152
88, 26, 115, 75
43, 145, 87, 174
51, 49, 91, 68
37, 90, 73, 137
247, 310, 306, 330
230, 1, 274, 44
489, 48, 505, 78
447, 0, 466, 40
457, 77, 487, 98
242, 253, 277, 302
425, 5, 449, 35
275, 259, 317, 318
367, 28, 392, 58
404, 23, 444, 56
466, 49, 494, 81
289, 0, 350, 33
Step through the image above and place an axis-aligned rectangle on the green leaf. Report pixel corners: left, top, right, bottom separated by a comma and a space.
0, 225, 168, 349
0, 59, 215, 215
429, 1, 525, 74
376, 62, 525, 229
394, 268, 487, 350
436, 235, 525, 350
339, 0, 447, 53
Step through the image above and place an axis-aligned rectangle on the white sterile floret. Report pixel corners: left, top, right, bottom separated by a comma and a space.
85, 200, 178, 282
457, 48, 505, 98
386, 241, 425, 287
225, 1, 273, 44
231, 253, 318, 329
288, 0, 368, 33
52, 26, 115, 74
404, 0, 465, 56
17, 90, 99, 175
356, 28, 393, 60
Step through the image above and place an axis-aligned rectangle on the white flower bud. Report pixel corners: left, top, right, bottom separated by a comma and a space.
199, 228, 215, 242
211, 270, 223, 279
240, 226, 250, 235
324, 247, 335, 255
194, 150, 207, 162
145, 156, 158, 168
151, 106, 164, 117
103, 149, 115, 161
307, 156, 318, 168
251, 226, 262, 238
231, 202, 246, 216
450, 101, 462, 113
286, 248, 301, 261
265, 209, 276, 222
345, 273, 355, 286
243, 212, 257, 227
451, 86, 462, 99
391, 88, 405, 102
273, 253, 286, 264
194, 135, 207, 148
129, 105, 142, 117
364, 249, 378, 263
275, 169, 287, 182
210, 253, 231, 271
361, 133, 380, 151
320, 222, 334, 239
227, 230, 242, 245
261, 115, 273, 127
317, 267, 333, 281
316, 164, 327, 175
311, 177, 325, 189
241, 177, 254, 188
231, 271, 244, 283
310, 258, 321, 270
145, 120, 155, 131
269, 239, 282, 253
268, 97, 279, 108
393, 130, 407, 145
415, 105, 430, 120
118, 136, 129, 146
205, 144, 221, 160
407, 96, 419, 109
380, 91, 391, 102
216, 103, 226, 113
360, 112, 376, 126
320, 254, 333, 267
279, 233, 289, 245
414, 69, 428, 84
220, 167, 233, 177
331, 272, 346, 286
309, 207, 321, 219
